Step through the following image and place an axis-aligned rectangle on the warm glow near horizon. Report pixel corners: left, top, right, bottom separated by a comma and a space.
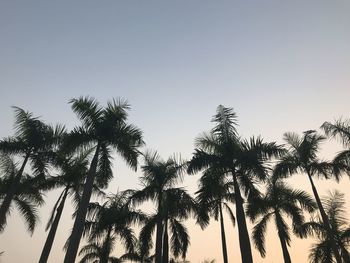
0, 1, 349, 262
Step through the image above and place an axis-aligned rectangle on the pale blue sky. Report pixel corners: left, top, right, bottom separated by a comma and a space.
0, 1, 349, 262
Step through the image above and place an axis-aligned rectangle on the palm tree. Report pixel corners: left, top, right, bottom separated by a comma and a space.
187, 105, 284, 263
195, 169, 235, 263
322, 119, 350, 178
81, 191, 145, 263
78, 237, 123, 263
297, 191, 350, 263
274, 130, 343, 263
0, 107, 64, 230
39, 150, 96, 263
247, 179, 315, 263
0, 154, 45, 234
63, 97, 143, 263
118, 241, 154, 263
141, 187, 194, 263
129, 151, 190, 263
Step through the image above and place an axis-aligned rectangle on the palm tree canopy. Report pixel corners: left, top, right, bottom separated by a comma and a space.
296, 191, 350, 263
274, 130, 333, 180
0, 154, 45, 233
247, 180, 316, 257
64, 97, 144, 173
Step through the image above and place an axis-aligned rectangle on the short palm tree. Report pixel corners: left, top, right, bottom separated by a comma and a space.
39, 150, 94, 263
195, 169, 235, 263
322, 119, 350, 178
118, 241, 154, 263
129, 151, 190, 263
63, 97, 143, 263
0, 154, 44, 234
0, 107, 64, 230
274, 130, 343, 263
247, 180, 315, 263
81, 191, 146, 263
297, 191, 350, 263
187, 105, 284, 263
138, 187, 194, 263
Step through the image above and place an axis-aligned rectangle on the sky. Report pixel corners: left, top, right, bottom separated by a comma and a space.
0, 0, 349, 262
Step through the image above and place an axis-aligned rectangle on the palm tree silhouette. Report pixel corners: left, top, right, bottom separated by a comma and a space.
80, 191, 145, 263
129, 151, 191, 263
187, 105, 284, 263
195, 169, 235, 263
39, 150, 97, 263
63, 97, 143, 262
0, 154, 45, 234
322, 119, 350, 179
274, 130, 343, 263
0, 107, 64, 231
297, 191, 350, 263
247, 179, 315, 263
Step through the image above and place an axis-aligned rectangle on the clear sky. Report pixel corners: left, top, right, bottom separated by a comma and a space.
0, 0, 349, 262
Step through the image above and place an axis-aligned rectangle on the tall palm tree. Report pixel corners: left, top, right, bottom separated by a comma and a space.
187, 105, 284, 263
322, 119, 350, 178
81, 191, 145, 263
129, 151, 188, 263
195, 169, 235, 263
297, 191, 350, 263
39, 150, 96, 263
274, 130, 343, 263
0, 107, 64, 230
63, 97, 143, 263
0, 154, 45, 234
247, 180, 315, 263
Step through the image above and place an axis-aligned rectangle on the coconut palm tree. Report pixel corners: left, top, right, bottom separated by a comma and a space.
247, 180, 316, 263
0, 154, 45, 234
195, 169, 235, 263
296, 191, 350, 263
129, 151, 191, 263
138, 188, 194, 263
39, 150, 99, 263
63, 97, 143, 263
274, 130, 343, 263
322, 119, 350, 178
0, 107, 64, 230
187, 105, 284, 263
81, 191, 146, 263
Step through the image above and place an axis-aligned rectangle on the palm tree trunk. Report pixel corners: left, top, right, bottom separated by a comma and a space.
64, 144, 100, 263
219, 202, 229, 263
39, 187, 69, 263
306, 172, 342, 263
101, 227, 112, 263
232, 172, 254, 263
162, 217, 169, 263
155, 193, 163, 263
0, 152, 30, 230
276, 214, 292, 263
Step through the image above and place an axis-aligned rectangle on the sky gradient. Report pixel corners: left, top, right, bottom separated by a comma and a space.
0, 0, 350, 262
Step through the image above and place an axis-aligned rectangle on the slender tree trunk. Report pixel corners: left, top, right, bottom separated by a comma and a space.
232, 171, 254, 263
101, 227, 112, 263
155, 193, 163, 263
162, 217, 169, 263
306, 172, 342, 263
275, 214, 292, 263
0, 152, 30, 230
64, 144, 100, 263
39, 187, 69, 263
219, 202, 229, 263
